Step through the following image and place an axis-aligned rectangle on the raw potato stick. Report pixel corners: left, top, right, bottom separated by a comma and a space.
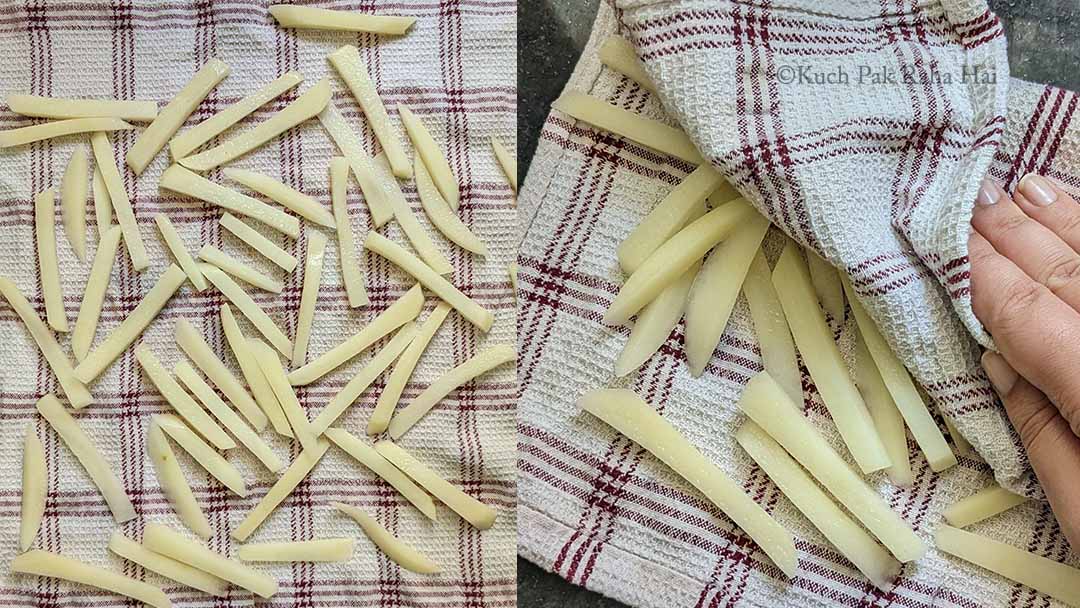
109, 531, 228, 597
318, 102, 393, 226
74, 264, 186, 383
0, 278, 92, 407
170, 71, 304, 159
335, 502, 440, 573
221, 305, 293, 437
199, 244, 283, 293
289, 284, 424, 385
200, 264, 293, 356
224, 168, 334, 229
742, 251, 802, 403
936, 525, 1080, 606
292, 232, 328, 367
11, 550, 170, 608
365, 231, 493, 331
91, 132, 149, 270
160, 165, 301, 238
737, 372, 925, 562
552, 92, 703, 164
136, 346, 236, 450
842, 277, 957, 472
579, 388, 797, 577
219, 212, 298, 271
491, 137, 518, 194
156, 414, 247, 496
269, 5, 415, 34
375, 441, 497, 530
238, 538, 354, 562
154, 214, 207, 291
71, 227, 122, 362
944, 485, 1029, 528
375, 153, 453, 274
615, 259, 700, 376
387, 344, 516, 438
852, 330, 913, 486
328, 45, 411, 178
147, 422, 213, 539
180, 79, 332, 172
324, 428, 438, 519
807, 251, 845, 322
944, 415, 974, 456
36, 394, 136, 522
398, 105, 460, 208
144, 523, 278, 598
370, 303, 451, 434
126, 58, 229, 174
604, 199, 756, 325
252, 340, 318, 451
34, 189, 68, 332
0, 117, 133, 148
330, 156, 370, 307
21, 425, 45, 551
92, 166, 111, 231
598, 36, 656, 93
60, 146, 88, 261
6, 94, 158, 121
415, 156, 488, 256
232, 440, 330, 541
771, 244, 890, 473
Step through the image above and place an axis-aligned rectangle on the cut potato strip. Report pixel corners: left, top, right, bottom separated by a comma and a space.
269, 5, 415, 34
74, 264, 186, 383
491, 137, 518, 194
238, 538, 354, 562
219, 212, 298, 271
771, 245, 889, 473
6, 94, 158, 121
91, 131, 149, 270
180, 79, 331, 172
137, 346, 235, 450
199, 244, 283, 293
579, 388, 797, 576
92, 166, 111, 230
252, 340, 317, 452
415, 156, 488, 256
160, 165, 300, 238
375, 441, 497, 530
937, 524, 1080, 606
60, 147, 88, 261
233, 440, 330, 541
170, 71, 303, 159
552, 92, 702, 164
224, 168, 334, 229
615, 259, 700, 377
335, 502, 440, 573
11, 550, 169, 608
221, 305, 292, 437
366, 231, 493, 331
944, 485, 1028, 528
604, 199, 755, 325
330, 156, 370, 307
376, 153, 453, 274
742, 251, 801, 404
36, 394, 135, 522
292, 232, 327, 367
944, 415, 974, 456
201, 264, 292, 356
147, 422, 213, 539
399, 105, 460, 209
0, 117, 133, 148
618, 165, 729, 274
175, 317, 269, 431
806, 251, 845, 322
126, 58, 229, 174
34, 189, 68, 332
310, 324, 419, 435
388, 344, 516, 439
175, 361, 284, 473
509, 262, 517, 294
738, 372, 925, 562
154, 214, 207, 291
370, 303, 451, 434
852, 330, 912, 486
736, 422, 899, 588
21, 425, 45, 551
318, 102, 393, 226
324, 428, 437, 519
685, 211, 770, 377
289, 284, 424, 385
109, 531, 228, 597
842, 278, 956, 471
0, 278, 91, 407
144, 523, 278, 598
598, 36, 655, 92
156, 414, 247, 496
328, 45, 411, 178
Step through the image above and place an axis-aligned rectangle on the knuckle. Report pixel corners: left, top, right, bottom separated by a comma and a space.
1057, 209, 1080, 237
993, 280, 1046, 331
1014, 402, 1060, 453
991, 213, 1031, 239
1040, 254, 1080, 291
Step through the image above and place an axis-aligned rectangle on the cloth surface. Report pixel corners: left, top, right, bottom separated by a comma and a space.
0, 2, 516, 607
517, 0, 1080, 606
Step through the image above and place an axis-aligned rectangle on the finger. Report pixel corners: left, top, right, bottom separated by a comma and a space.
1012, 173, 1080, 254
971, 178, 1080, 311
983, 351, 1080, 550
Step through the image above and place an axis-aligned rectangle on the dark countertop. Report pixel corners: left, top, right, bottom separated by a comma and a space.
516, 1, 1080, 606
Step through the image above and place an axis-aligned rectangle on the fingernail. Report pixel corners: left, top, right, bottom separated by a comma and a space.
982, 351, 1018, 396
976, 178, 1000, 206
1018, 173, 1058, 206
